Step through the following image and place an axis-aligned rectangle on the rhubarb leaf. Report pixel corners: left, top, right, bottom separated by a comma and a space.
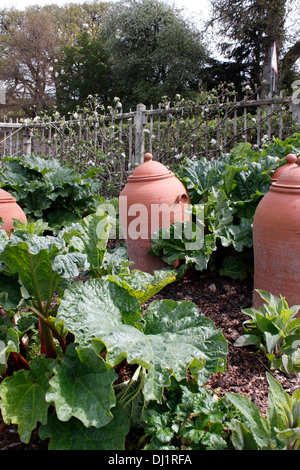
45, 344, 117, 428
63, 212, 111, 276
56, 279, 141, 346
57, 280, 227, 402
0, 240, 62, 303
104, 269, 176, 304
0, 316, 20, 375
0, 355, 55, 443
39, 405, 130, 450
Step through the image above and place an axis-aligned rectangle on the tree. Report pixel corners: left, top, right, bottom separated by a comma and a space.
0, 9, 58, 115
0, 2, 110, 116
207, 0, 300, 94
102, 0, 209, 109
56, 32, 112, 113
44, 1, 110, 45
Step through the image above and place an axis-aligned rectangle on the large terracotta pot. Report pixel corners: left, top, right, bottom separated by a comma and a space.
119, 153, 190, 273
253, 158, 300, 314
0, 189, 27, 233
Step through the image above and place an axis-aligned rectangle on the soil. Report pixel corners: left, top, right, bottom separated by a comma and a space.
1, 270, 300, 450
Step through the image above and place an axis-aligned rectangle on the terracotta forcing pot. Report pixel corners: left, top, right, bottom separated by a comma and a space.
271, 153, 297, 182
0, 188, 27, 233
119, 153, 190, 273
253, 157, 300, 315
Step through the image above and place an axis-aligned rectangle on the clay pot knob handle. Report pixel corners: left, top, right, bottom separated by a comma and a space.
286, 153, 297, 163
144, 153, 153, 162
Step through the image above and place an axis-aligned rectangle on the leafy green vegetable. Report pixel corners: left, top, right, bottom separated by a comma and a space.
45, 344, 117, 428
57, 280, 228, 402
0, 154, 101, 233
0, 356, 56, 443
39, 405, 130, 450
104, 268, 177, 303
0, 315, 20, 376
150, 137, 299, 280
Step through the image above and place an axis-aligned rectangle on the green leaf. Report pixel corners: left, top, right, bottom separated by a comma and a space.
39, 405, 130, 450
219, 255, 249, 280
266, 372, 292, 432
104, 269, 176, 303
150, 222, 214, 272
264, 331, 282, 354
229, 217, 253, 252
46, 344, 117, 428
63, 212, 111, 275
226, 393, 272, 449
230, 419, 259, 450
0, 316, 20, 375
276, 427, 300, 448
234, 334, 260, 348
57, 279, 141, 346
57, 283, 227, 402
0, 356, 56, 443
52, 252, 89, 279
0, 272, 23, 311
0, 239, 62, 303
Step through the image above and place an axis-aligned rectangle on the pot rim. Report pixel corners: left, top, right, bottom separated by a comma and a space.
127, 172, 174, 182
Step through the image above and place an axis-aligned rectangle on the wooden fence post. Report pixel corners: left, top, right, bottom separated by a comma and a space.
134, 103, 147, 165
23, 127, 33, 156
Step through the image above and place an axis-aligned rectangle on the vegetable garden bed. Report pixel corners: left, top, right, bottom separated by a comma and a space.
1, 268, 299, 450
0, 135, 300, 451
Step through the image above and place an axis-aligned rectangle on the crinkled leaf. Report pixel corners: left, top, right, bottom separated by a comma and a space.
179, 157, 224, 203
0, 356, 55, 443
39, 405, 130, 450
0, 272, 23, 310
0, 241, 62, 302
150, 222, 213, 272
63, 213, 111, 275
52, 252, 89, 279
104, 268, 176, 303
20, 154, 63, 174
0, 316, 20, 375
229, 218, 253, 251
46, 344, 117, 428
102, 244, 132, 275
57, 279, 141, 346
57, 283, 227, 402
219, 255, 249, 280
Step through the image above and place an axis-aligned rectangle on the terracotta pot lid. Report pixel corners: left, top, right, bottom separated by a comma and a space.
128, 153, 174, 182
272, 156, 300, 190
0, 189, 16, 203
271, 154, 297, 181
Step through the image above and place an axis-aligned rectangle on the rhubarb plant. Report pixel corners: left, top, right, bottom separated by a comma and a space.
151, 141, 286, 280
0, 212, 229, 449
56, 280, 228, 402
